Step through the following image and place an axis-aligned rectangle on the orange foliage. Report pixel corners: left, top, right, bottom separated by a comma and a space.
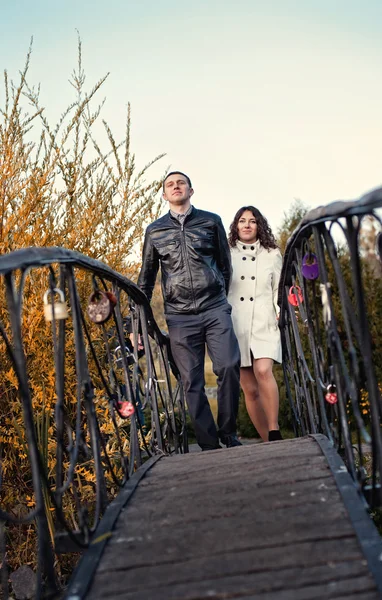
0, 38, 165, 577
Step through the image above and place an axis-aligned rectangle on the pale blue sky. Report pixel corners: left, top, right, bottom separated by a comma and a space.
2, 0, 382, 233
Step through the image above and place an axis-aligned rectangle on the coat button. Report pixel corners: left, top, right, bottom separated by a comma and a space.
242, 257, 246, 261
250, 246, 255, 250
252, 257, 255, 261
240, 297, 244, 301
241, 276, 245, 280
242, 245, 246, 249
250, 297, 254, 301
251, 276, 255, 280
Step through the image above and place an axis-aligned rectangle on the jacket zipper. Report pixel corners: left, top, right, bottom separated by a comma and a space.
180, 222, 197, 311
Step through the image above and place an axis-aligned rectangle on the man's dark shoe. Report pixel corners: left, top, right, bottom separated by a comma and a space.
268, 430, 283, 441
201, 443, 222, 451
222, 435, 242, 448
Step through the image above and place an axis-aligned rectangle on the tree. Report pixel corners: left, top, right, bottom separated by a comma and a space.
277, 199, 309, 254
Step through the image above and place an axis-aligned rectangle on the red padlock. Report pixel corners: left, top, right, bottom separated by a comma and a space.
325, 384, 338, 405
118, 401, 135, 417
325, 392, 338, 404
288, 286, 303, 307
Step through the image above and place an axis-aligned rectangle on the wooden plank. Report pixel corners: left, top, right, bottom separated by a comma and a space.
87, 561, 376, 599
96, 536, 364, 578
138, 463, 333, 493
142, 458, 330, 487
145, 444, 325, 475
120, 477, 340, 517
234, 579, 379, 600
138, 445, 331, 483
96, 518, 356, 570
113, 498, 349, 538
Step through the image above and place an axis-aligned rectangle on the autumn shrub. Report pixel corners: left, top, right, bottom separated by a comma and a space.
0, 38, 166, 580
346, 383, 382, 429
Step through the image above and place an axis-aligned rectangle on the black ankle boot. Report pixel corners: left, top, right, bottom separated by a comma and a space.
268, 430, 283, 442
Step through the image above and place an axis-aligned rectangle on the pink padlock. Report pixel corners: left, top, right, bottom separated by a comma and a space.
325, 383, 338, 404
118, 401, 135, 417
325, 392, 338, 404
288, 286, 303, 306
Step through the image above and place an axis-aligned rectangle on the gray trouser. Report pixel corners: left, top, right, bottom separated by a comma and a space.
166, 304, 241, 449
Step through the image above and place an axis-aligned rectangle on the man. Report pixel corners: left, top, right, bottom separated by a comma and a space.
137, 171, 241, 450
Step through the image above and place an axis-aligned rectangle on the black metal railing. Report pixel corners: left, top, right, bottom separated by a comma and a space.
0, 248, 187, 598
278, 187, 382, 509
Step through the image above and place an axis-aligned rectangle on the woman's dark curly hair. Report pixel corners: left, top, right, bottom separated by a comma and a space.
228, 206, 278, 250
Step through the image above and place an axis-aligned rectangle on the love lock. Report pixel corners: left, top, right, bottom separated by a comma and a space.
118, 401, 135, 418
325, 383, 338, 404
302, 252, 319, 280
288, 285, 303, 306
87, 291, 116, 324
43, 288, 69, 321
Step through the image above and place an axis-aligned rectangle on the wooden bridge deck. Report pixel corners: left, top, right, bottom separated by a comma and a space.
66, 435, 382, 600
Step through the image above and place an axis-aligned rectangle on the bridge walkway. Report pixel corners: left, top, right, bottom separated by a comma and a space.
66, 436, 382, 600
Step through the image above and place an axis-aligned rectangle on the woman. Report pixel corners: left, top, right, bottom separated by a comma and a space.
228, 206, 283, 442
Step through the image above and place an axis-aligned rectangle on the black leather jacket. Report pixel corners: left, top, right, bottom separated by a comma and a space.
138, 207, 232, 315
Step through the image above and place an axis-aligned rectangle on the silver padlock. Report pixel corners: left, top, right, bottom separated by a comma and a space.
43, 288, 69, 321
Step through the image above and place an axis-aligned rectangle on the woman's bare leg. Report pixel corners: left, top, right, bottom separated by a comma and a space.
253, 358, 280, 432
240, 366, 269, 442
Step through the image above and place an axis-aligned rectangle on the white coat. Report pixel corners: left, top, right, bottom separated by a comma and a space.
228, 239, 282, 366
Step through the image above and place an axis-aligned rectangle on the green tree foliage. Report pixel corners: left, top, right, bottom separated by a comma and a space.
277, 199, 309, 254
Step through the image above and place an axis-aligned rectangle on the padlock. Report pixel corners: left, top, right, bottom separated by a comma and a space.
288, 285, 303, 306
325, 383, 338, 405
87, 290, 114, 324
43, 288, 69, 321
302, 252, 319, 280
118, 401, 135, 418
